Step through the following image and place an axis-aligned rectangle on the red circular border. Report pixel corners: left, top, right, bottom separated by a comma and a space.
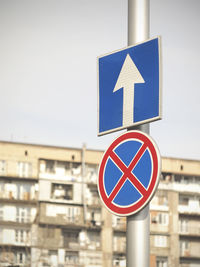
98, 131, 161, 216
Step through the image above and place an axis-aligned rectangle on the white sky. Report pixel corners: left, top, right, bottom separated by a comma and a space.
0, 0, 200, 160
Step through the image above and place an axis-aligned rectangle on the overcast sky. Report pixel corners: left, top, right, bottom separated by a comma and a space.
0, 0, 200, 160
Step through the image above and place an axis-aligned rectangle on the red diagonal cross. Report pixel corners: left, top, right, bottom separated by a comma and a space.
107, 143, 148, 202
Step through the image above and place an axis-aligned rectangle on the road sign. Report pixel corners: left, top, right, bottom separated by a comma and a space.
97, 36, 161, 136
98, 130, 161, 216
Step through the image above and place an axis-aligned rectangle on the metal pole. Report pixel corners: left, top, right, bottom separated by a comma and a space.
127, 0, 150, 267
126, 205, 150, 266
128, 0, 149, 44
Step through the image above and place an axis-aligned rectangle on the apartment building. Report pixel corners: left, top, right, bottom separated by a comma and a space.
0, 141, 199, 267
0, 143, 38, 266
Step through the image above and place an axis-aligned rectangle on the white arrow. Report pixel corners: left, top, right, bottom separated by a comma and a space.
113, 53, 145, 127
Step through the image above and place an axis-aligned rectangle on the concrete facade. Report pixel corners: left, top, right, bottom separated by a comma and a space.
0, 141, 199, 267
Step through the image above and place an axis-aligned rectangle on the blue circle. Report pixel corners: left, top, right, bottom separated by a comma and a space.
104, 140, 152, 206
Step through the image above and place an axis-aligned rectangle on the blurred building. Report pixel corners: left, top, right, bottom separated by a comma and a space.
0, 141, 199, 267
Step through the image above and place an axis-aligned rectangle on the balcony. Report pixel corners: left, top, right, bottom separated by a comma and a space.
180, 249, 200, 258
179, 225, 200, 237
150, 223, 169, 233
40, 250, 84, 267
0, 217, 35, 226
82, 242, 101, 251
39, 160, 82, 183
41, 203, 84, 227
0, 188, 38, 203
39, 172, 82, 183
150, 203, 169, 212
159, 181, 200, 194
67, 241, 101, 251
1, 239, 31, 247
40, 214, 84, 227
180, 242, 200, 259
178, 205, 200, 216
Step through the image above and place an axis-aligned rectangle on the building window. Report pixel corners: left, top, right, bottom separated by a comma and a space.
113, 233, 126, 252
179, 195, 189, 205
48, 250, 58, 266
43, 159, 82, 178
19, 207, 26, 222
18, 162, 32, 177
66, 206, 80, 223
151, 212, 169, 225
19, 183, 32, 200
88, 208, 101, 226
195, 176, 200, 185
85, 164, 98, 183
152, 190, 168, 206
180, 240, 189, 254
180, 219, 188, 233
18, 252, 23, 263
0, 205, 3, 220
0, 181, 4, 198
161, 173, 172, 182
158, 213, 169, 226
46, 160, 55, 173
87, 231, 101, 248
4, 182, 17, 199
20, 230, 24, 242
63, 231, 79, 248
16, 251, 26, 264
51, 183, 73, 200
156, 257, 168, 267
15, 229, 29, 244
0, 160, 6, 175
71, 162, 81, 176
15, 230, 19, 242
87, 186, 100, 205
113, 255, 126, 267
65, 251, 79, 264
16, 207, 31, 223
154, 235, 167, 247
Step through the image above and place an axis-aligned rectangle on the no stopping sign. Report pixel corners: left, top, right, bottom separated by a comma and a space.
98, 130, 161, 216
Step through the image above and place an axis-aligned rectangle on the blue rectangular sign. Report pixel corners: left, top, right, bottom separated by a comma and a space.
97, 37, 162, 136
